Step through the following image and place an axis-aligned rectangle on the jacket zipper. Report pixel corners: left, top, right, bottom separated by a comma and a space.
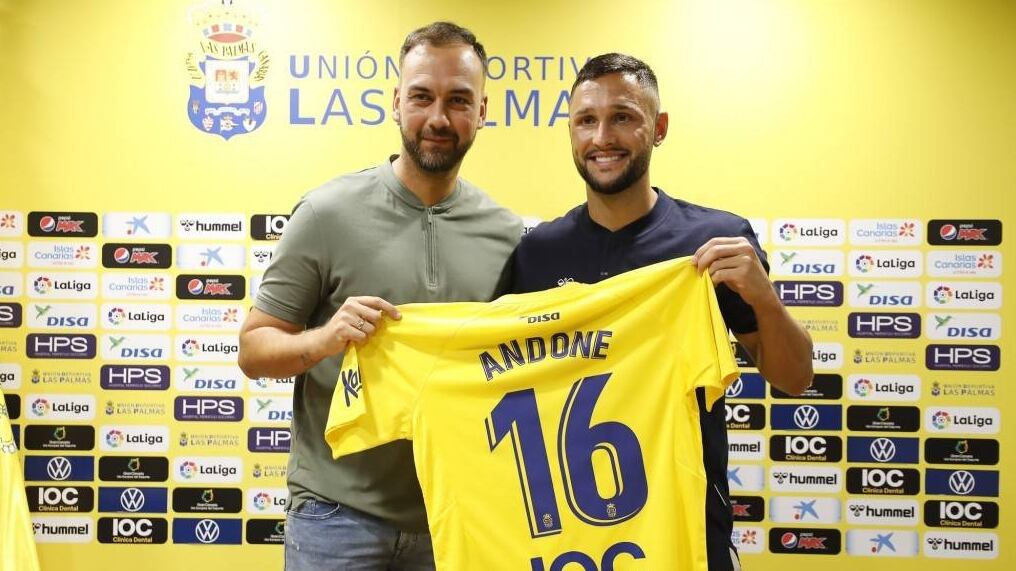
425, 208, 437, 287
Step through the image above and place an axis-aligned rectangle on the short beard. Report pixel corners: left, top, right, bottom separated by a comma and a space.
400, 127, 474, 173
574, 146, 651, 195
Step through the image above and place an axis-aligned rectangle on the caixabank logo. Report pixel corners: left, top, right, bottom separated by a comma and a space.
248, 427, 290, 453
845, 529, 918, 557
97, 517, 169, 544
102, 273, 170, 300
177, 244, 247, 270
927, 220, 1002, 246
775, 280, 843, 307
846, 405, 920, 432
98, 487, 169, 514
925, 344, 1000, 371
174, 396, 244, 422
24, 455, 95, 482
172, 518, 243, 545
176, 274, 245, 300
98, 456, 169, 483
101, 213, 173, 239
924, 500, 999, 529
923, 531, 999, 559
176, 365, 243, 392
250, 214, 289, 240
27, 242, 96, 269
770, 404, 842, 431
770, 435, 842, 463
768, 467, 841, 493
768, 497, 840, 524
846, 437, 919, 464
101, 243, 172, 269
847, 312, 920, 339
100, 365, 171, 391
925, 469, 999, 497
24, 425, 94, 451
185, 0, 269, 140
730, 496, 765, 522
769, 528, 841, 555
771, 374, 842, 400
846, 499, 919, 527
27, 485, 95, 513
726, 464, 765, 493
172, 487, 243, 513
847, 374, 920, 402
846, 467, 920, 495
848, 250, 922, 278
924, 438, 999, 466
27, 212, 98, 237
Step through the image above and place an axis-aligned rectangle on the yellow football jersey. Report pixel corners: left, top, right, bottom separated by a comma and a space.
1, 387, 41, 571
325, 257, 738, 570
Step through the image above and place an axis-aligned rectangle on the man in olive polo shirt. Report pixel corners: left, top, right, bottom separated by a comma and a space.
238, 22, 520, 570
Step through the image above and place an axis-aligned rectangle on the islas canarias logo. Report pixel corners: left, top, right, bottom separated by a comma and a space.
185, 1, 269, 139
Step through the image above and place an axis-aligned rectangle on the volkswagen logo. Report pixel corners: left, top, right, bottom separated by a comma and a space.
948, 470, 975, 495
195, 518, 220, 543
870, 438, 897, 463
46, 456, 72, 481
793, 405, 820, 429
120, 487, 146, 512
726, 378, 744, 398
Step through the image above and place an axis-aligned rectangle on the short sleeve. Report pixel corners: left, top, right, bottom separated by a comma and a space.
681, 270, 741, 411
323, 307, 444, 459
253, 198, 325, 326
715, 218, 769, 334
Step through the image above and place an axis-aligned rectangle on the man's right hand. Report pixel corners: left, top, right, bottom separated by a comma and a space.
313, 296, 402, 356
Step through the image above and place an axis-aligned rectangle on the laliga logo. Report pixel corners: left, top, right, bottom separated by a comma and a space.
106, 429, 125, 448
108, 308, 127, 325
179, 460, 198, 479
855, 255, 875, 273
31, 398, 50, 416
182, 339, 201, 357
33, 277, 53, 295
934, 286, 953, 304
779, 223, 798, 242
853, 378, 873, 397
253, 492, 271, 510
932, 411, 952, 430
185, 0, 270, 140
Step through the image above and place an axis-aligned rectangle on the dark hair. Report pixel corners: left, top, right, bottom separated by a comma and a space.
571, 53, 658, 97
400, 21, 487, 75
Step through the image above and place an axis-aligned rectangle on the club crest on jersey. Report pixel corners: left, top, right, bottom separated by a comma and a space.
185, 1, 269, 140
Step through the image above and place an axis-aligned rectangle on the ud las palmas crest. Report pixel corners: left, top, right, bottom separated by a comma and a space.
185, 0, 270, 140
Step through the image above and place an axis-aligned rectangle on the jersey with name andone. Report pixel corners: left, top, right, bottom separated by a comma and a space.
325, 258, 738, 570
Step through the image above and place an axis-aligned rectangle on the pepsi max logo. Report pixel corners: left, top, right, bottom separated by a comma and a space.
928, 220, 1001, 246
769, 528, 841, 554
175, 275, 245, 300
102, 244, 172, 269
28, 212, 98, 237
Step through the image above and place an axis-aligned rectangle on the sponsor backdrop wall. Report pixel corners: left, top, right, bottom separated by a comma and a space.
0, 0, 1012, 569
